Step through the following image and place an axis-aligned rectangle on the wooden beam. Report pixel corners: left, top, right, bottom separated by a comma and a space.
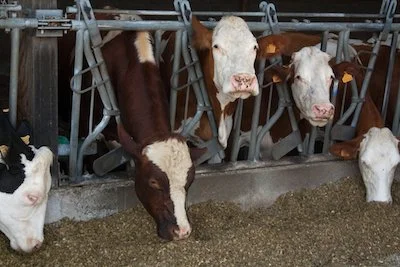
19, 0, 59, 186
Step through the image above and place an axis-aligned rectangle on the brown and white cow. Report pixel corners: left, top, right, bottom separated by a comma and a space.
161, 16, 260, 157
0, 110, 53, 253
58, 15, 203, 241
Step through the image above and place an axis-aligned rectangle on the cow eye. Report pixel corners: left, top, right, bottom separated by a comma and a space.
213, 44, 219, 49
149, 178, 163, 191
295, 75, 301, 80
254, 45, 258, 51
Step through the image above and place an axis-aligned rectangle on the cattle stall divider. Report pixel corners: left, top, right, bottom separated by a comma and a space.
1, 0, 400, 188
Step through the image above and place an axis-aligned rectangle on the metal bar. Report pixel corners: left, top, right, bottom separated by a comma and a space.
229, 99, 244, 162
381, 31, 398, 121
69, 29, 85, 179
8, 24, 20, 127
170, 30, 183, 131
90, 9, 396, 19
4, 19, 400, 32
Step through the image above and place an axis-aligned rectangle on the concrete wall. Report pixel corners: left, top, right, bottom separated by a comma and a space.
45, 155, 362, 223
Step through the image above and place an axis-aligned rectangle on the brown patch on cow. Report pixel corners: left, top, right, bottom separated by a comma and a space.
191, 16, 212, 51
257, 32, 322, 58
329, 135, 364, 160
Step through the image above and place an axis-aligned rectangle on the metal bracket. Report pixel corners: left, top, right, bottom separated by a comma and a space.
380, 0, 397, 40
36, 9, 71, 37
0, 1, 21, 32
0, 1, 21, 19
259, 1, 280, 34
174, 0, 192, 29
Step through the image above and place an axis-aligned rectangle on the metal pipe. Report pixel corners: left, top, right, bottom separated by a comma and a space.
170, 30, 183, 130
69, 29, 85, 180
381, 31, 398, 122
2, 18, 400, 32
8, 22, 20, 127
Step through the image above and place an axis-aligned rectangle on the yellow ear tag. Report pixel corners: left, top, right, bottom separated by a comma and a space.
21, 135, 30, 145
0, 145, 9, 156
342, 72, 353, 83
266, 44, 276, 54
272, 75, 282, 83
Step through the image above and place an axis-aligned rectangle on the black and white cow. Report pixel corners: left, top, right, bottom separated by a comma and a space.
0, 110, 53, 253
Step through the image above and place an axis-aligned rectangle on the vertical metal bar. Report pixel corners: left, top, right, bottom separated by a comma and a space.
392, 78, 400, 134
322, 79, 339, 153
381, 31, 398, 122
248, 58, 266, 160
69, 28, 85, 180
8, 19, 20, 128
154, 30, 163, 67
320, 30, 329, 52
229, 98, 244, 162
170, 30, 183, 130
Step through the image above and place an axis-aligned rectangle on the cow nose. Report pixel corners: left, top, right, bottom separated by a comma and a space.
28, 239, 43, 252
231, 74, 257, 93
312, 103, 335, 118
173, 226, 192, 240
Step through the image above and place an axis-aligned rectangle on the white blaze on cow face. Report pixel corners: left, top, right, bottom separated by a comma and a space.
359, 127, 400, 203
0, 146, 53, 253
144, 139, 193, 239
290, 47, 335, 127
212, 16, 259, 100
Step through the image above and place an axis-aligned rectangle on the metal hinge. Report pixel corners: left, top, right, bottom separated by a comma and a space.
36, 9, 71, 37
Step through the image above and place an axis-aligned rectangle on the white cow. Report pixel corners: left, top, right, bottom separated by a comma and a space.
0, 146, 53, 253
359, 127, 400, 203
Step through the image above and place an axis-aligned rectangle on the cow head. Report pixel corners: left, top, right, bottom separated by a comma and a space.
191, 16, 259, 103
359, 127, 400, 203
330, 127, 400, 203
264, 46, 335, 127
118, 124, 202, 241
258, 34, 362, 127
0, 146, 53, 253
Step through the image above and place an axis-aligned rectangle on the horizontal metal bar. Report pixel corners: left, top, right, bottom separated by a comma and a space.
87, 8, 399, 20
2, 18, 399, 33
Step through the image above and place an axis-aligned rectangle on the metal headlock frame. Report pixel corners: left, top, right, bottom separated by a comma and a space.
1, 0, 400, 182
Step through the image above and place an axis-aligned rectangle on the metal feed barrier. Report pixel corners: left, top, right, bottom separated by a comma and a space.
1, 0, 400, 186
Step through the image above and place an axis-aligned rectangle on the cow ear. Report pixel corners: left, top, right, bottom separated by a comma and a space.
330, 61, 362, 83
117, 123, 141, 159
329, 136, 364, 160
257, 34, 289, 58
191, 16, 212, 50
189, 146, 208, 162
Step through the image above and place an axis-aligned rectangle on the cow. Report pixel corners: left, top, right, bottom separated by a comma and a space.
160, 16, 260, 160
0, 110, 53, 253
58, 14, 204, 241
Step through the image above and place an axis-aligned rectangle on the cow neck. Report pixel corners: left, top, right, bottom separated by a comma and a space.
114, 32, 171, 144
200, 50, 237, 124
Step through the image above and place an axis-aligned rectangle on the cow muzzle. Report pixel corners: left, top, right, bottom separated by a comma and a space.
158, 223, 192, 241
230, 73, 258, 98
312, 103, 335, 120
11, 238, 43, 253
